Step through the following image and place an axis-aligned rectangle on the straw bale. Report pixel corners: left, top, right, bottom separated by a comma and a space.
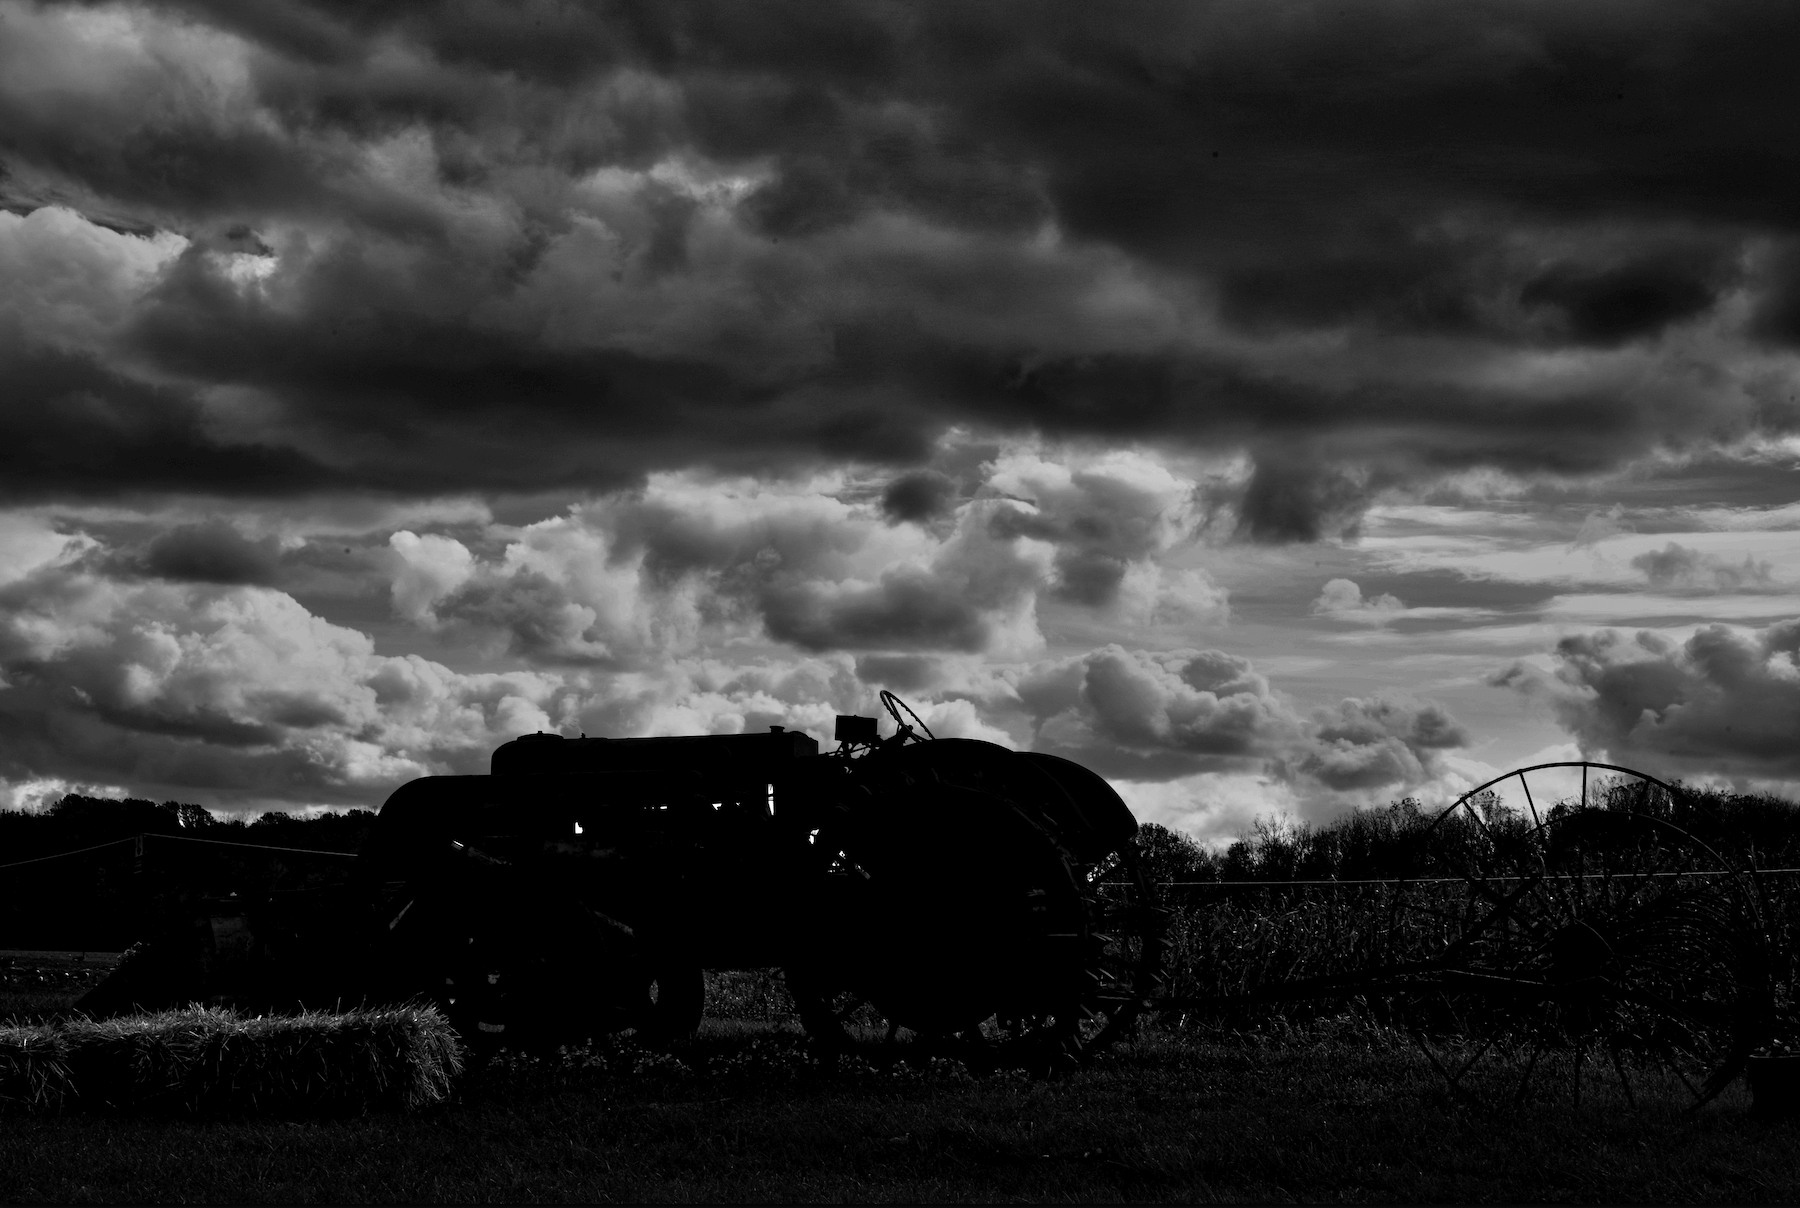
0, 1023, 73, 1112
0, 1004, 461, 1117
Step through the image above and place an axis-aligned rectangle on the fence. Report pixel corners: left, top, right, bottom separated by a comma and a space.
0, 832, 358, 950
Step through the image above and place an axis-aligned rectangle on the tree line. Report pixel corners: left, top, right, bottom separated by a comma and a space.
0, 795, 376, 863
1135, 782, 1800, 885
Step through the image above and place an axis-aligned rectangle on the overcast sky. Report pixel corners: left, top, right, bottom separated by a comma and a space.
2, 0, 1798, 841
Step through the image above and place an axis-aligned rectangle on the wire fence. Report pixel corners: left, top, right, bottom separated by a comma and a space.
0, 832, 359, 874
0, 838, 137, 873
0, 831, 363, 949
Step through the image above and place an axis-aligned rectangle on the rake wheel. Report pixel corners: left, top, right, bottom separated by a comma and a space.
1392, 762, 1773, 1110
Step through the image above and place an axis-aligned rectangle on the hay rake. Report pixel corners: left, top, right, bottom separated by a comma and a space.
1151, 762, 1778, 1111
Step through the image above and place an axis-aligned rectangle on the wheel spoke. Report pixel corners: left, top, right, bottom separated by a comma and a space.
1609, 1044, 1638, 1111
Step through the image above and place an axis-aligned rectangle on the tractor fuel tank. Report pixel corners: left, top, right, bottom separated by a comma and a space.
491, 729, 819, 776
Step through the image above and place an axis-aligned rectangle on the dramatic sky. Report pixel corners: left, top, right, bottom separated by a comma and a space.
3, 0, 1799, 841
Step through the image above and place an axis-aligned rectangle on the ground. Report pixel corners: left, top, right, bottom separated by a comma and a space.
3, 1003, 1799, 1203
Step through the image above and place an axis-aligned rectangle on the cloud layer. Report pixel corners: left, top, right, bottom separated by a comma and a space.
3, 2, 1798, 829
3, 1, 1799, 536
0, 451, 1473, 816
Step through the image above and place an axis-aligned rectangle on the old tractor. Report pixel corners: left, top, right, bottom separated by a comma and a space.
81, 693, 1164, 1068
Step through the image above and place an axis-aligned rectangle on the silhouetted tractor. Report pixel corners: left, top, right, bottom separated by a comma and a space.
82, 694, 1164, 1068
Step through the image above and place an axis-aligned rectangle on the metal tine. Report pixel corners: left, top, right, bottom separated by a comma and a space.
1408, 1026, 1483, 1110
1448, 1030, 1503, 1088
1512, 1038, 1545, 1107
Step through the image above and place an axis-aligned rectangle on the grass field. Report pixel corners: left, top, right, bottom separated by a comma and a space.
5, 965, 1800, 1202
2, 1013, 1798, 1201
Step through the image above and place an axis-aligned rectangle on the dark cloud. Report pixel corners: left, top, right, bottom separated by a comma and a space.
1232, 453, 1383, 544
762, 568, 991, 653
881, 470, 957, 524
0, 336, 330, 500
0, 0, 1792, 525
1750, 244, 1800, 347
853, 652, 940, 692
139, 522, 283, 585
1338, 568, 1560, 615
1494, 620, 1800, 780
1519, 258, 1720, 347
1216, 239, 1484, 337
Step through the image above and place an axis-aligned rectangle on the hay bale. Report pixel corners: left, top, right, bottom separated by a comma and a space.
3, 1004, 461, 1117
0, 1023, 73, 1113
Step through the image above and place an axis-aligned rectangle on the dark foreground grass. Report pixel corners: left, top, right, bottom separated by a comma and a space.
3, 1018, 1798, 1204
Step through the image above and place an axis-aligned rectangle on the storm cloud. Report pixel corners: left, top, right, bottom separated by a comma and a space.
1, 1, 1797, 531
